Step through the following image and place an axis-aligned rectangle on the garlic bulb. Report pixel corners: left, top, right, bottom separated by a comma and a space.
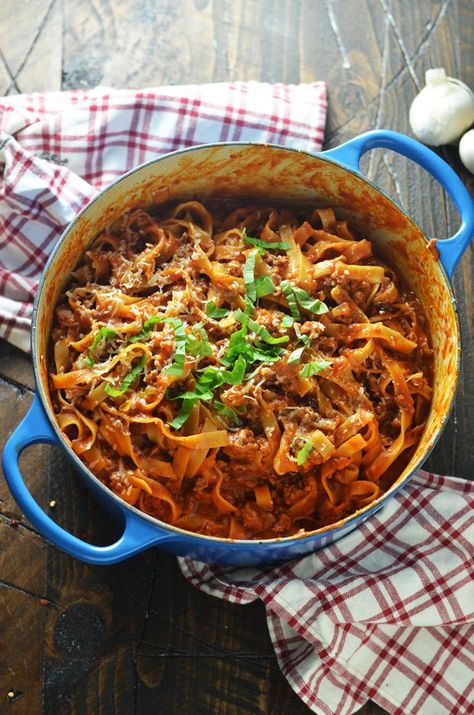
459, 129, 474, 174
409, 68, 474, 146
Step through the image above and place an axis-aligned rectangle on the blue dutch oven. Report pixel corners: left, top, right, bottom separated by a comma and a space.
2, 130, 474, 566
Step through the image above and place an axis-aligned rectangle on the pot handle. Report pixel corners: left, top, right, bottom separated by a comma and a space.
323, 129, 474, 279
2, 394, 175, 565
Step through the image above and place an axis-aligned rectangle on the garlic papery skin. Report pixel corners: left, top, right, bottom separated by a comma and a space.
459, 129, 474, 174
409, 68, 474, 146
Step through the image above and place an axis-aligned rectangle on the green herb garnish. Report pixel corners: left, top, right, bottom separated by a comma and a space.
255, 274, 276, 298
281, 315, 295, 328
169, 399, 196, 429
242, 231, 290, 252
296, 439, 314, 465
222, 354, 247, 384
243, 249, 258, 304
280, 281, 329, 319
213, 401, 241, 425
162, 318, 187, 376
287, 346, 306, 364
169, 388, 214, 402
129, 315, 165, 343
233, 310, 289, 346
185, 323, 213, 358
299, 359, 332, 378
292, 286, 329, 315
249, 319, 288, 345
294, 323, 310, 346
281, 280, 301, 320
167, 372, 217, 429
205, 301, 229, 319
196, 366, 226, 391
221, 314, 250, 366
251, 343, 286, 362
105, 356, 146, 397
86, 326, 117, 365
168, 354, 247, 428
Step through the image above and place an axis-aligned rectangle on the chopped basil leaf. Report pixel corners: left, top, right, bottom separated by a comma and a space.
234, 310, 289, 345
161, 317, 183, 329
243, 232, 290, 252
185, 323, 213, 358
296, 439, 314, 465
294, 323, 310, 346
281, 315, 294, 328
90, 326, 116, 351
292, 286, 329, 315
243, 249, 258, 304
281, 280, 301, 320
249, 319, 288, 345
213, 401, 240, 425
205, 301, 229, 319
167, 366, 224, 428
255, 274, 276, 298
196, 366, 226, 391
195, 324, 213, 356
105, 356, 146, 397
132, 316, 212, 371
232, 309, 247, 323
169, 388, 213, 402
129, 332, 146, 344
281, 281, 329, 318
163, 318, 187, 375
221, 312, 250, 366
163, 364, 187, 376
87, 326, 117, 364
243, 298, 254, 316
129, 314, 165, 343
169, 398, 195, 429
299, 359, 332, 378
184, 333, 202, 357
287, 346, 306, 364
252, 344, 286, 362
223, 354, 247, 385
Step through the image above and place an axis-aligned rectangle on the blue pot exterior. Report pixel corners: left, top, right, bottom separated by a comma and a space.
3, 132, 473, 566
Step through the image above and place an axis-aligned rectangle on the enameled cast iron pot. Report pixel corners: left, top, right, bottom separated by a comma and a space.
3, 130, 474, 566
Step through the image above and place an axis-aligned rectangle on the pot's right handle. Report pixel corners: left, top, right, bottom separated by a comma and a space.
2, 394, 176, 565
323, 130, 474, 279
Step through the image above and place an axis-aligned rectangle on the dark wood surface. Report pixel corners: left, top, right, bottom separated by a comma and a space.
0, 1, 472, 713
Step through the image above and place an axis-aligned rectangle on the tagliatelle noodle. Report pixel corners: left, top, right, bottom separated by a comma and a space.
49, 201, 433, 539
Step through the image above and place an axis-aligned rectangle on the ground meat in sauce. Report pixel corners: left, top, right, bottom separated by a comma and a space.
49, 201, 433, 541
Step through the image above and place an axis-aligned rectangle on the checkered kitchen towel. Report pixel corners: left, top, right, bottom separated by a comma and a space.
180, 471, 474, 715
1, 83, 473, 715
0, 81, 326, 350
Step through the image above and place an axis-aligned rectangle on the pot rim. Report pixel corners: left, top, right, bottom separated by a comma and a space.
31, 140, 461, 546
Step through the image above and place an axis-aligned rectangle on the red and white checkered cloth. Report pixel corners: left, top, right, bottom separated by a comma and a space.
1, 83, 473, 715
0, 81, 326, 350
180, 471, 474, 715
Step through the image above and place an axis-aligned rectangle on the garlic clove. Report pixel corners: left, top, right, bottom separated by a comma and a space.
459, 129, 474, 174
409, 68, 474, 146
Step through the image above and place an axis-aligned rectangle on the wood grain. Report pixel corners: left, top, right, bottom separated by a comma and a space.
0, 1, 472, 714
0, 0, 61, 95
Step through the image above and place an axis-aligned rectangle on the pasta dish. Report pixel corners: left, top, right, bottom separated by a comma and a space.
49, 201, 433, 539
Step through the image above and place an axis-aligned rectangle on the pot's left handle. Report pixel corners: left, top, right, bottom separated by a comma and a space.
323, 129, 474, 279
2, 394, 175, 565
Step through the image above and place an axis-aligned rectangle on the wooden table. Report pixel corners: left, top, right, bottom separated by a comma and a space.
0, 2, 472, 713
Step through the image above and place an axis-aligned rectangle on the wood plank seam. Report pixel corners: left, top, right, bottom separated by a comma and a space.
2, 0, 58, 94
0, 579, 55, 604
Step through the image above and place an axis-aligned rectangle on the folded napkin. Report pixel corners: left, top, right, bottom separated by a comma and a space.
1, 83, 473, 715
181, 470, 474, 715
0, 81, 326, 351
